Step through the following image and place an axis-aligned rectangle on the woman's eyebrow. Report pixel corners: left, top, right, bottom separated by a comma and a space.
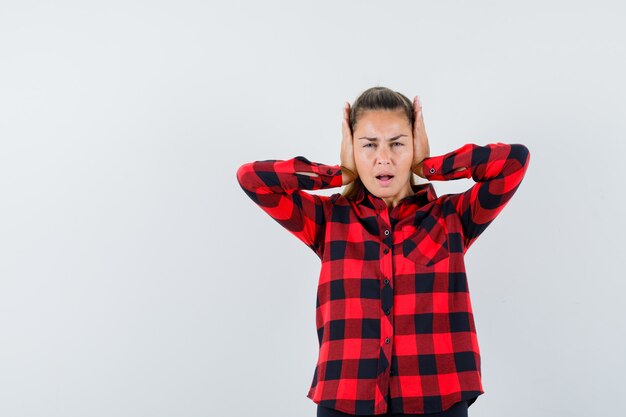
357, 135, 408, 141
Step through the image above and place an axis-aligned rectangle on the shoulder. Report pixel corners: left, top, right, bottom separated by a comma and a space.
434, 193, 461, 216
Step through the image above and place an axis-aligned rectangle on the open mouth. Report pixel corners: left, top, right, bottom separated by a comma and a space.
376, 175, 394, 185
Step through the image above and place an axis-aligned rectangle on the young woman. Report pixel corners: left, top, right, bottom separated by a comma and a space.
236, 87, 531, 416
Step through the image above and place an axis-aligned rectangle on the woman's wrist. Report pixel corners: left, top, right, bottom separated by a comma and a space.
411, 159, 426, 178
340, 165, 357, 185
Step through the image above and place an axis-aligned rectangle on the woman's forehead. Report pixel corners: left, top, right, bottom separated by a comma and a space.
355, 110, 411, 136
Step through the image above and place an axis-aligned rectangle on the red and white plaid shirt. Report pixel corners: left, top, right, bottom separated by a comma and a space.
236, 142, 530, 415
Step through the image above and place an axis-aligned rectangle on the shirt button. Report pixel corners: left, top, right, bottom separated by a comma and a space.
327, 169, 333, 174
385, 337, 390, 344
390, 368, 396, 375
429, 167, 436, 174
384, 229, 390, 236
384, 308, 390, 315
384, 279, 389, 285
383, 248, 389, 254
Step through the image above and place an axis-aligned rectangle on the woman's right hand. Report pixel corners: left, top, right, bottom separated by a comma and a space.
411, 95, 431, 178
340, 101, 359, 185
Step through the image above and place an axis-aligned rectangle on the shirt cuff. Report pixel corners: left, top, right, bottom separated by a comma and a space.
325, 165, 344, 187
421, 156, 444, 181
293, 156, 343, 188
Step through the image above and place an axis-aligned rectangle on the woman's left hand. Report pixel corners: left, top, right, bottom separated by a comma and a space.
411, 96, 430, 178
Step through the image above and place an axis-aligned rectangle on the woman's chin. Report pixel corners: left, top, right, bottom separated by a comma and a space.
365, 179, 411, 200
369, 186, 396, 198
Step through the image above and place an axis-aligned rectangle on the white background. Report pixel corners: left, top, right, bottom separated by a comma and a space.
1, 1, 625, 416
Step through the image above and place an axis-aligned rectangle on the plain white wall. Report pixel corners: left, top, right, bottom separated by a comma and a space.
1, 1, 625, 416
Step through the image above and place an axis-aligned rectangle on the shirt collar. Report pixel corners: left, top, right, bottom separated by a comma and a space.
355, 182, 438, 208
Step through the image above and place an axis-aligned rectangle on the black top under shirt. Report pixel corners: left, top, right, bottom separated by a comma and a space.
317, 399, 469, 417
317, 382, 470, 417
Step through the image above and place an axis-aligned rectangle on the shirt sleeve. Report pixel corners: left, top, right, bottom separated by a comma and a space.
236, 156, 344, 258
421, 142, 531, 252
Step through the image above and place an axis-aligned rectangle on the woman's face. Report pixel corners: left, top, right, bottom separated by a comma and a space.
353, 109, 414, 207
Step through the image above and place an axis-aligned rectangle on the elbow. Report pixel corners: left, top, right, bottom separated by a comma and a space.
236, 162, 253, 187
510, 143, 530, 169
236, 163, 245, 185
236, 162, 257, 194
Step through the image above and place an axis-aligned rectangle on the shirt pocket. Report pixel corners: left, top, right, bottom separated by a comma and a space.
399, 219, 450, 267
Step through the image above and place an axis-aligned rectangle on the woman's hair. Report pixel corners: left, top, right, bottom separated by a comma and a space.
341, 86, 417, 200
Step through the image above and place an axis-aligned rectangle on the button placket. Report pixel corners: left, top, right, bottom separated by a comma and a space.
378, 212, 394, 373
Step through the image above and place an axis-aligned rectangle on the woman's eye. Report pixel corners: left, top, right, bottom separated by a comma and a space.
364, 143, 403, 148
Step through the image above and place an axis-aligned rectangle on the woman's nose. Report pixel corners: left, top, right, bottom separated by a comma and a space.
376, 146, 391, 164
